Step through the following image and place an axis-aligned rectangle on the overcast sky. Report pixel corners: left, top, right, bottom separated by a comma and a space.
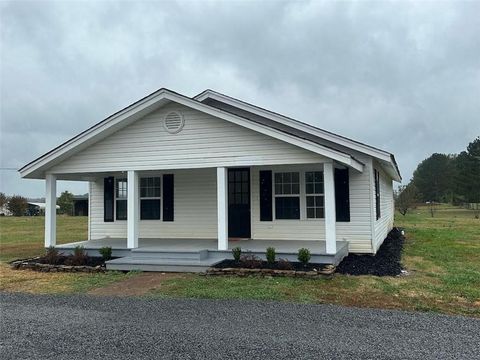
1, 0, 479, 198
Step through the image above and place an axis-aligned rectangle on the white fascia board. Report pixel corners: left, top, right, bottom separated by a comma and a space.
20, 89, 364, 179
195, 90, 394, 168
164, 93, 364, 172
19, 89, 170, 178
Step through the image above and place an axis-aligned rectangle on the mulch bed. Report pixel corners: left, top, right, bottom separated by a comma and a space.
214, 259, 328, 272
35, 256, 107, 267
336, 227, 405, 276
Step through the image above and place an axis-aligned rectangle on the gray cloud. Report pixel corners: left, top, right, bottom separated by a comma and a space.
1, 0, 479, 197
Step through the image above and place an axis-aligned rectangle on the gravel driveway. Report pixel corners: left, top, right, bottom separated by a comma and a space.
1, 292, 479, 359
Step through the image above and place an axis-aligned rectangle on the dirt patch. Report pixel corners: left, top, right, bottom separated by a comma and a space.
336, 228, 405, 276
88, 272, 188, 296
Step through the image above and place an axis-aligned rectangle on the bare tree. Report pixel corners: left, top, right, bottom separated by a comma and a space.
395, 183, 420, 216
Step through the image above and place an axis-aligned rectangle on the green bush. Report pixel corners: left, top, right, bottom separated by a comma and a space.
266, 247, 276, 264
232, 246, 242, 262
99, 246, 112, 261
297, 248, 311, 266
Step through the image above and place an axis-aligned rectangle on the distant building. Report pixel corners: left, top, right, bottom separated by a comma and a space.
72, 195, 88, 216
26, 202, 60, 216
0, 204, 11, 216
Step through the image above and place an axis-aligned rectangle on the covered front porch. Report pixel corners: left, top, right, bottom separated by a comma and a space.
45, 162, 351, 272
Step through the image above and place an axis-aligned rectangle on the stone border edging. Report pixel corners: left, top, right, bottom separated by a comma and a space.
10, 257, 106, 273
205, 265, 335, 278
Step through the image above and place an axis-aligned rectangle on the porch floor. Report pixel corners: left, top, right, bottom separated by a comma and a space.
58, 237, 346, 254
56, 238, 349, 272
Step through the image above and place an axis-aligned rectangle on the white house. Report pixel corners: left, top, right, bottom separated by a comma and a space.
19, 88, 401, 271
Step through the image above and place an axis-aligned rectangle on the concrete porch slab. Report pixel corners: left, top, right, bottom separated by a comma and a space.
55, 238, 349, 272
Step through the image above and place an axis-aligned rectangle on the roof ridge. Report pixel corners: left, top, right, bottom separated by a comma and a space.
194, 89, 393, 156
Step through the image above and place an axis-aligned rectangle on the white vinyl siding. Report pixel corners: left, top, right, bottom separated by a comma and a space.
251, 158, 375, 253
50, 102, 325, 174
89, 168, 218, 240
89, 162, 376, 253
373, 163, 395, 252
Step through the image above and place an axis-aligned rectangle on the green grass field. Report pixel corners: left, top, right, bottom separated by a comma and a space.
0, 206, 479, 316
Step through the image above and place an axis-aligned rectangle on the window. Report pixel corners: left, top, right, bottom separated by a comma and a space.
274, 172, 300, 219
374, 169, 381, 220
115, 178, 127, 220
305, 171, 324, 218
140, 177, 161, 220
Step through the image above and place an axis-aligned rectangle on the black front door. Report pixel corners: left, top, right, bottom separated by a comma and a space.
228, 168, 251, 238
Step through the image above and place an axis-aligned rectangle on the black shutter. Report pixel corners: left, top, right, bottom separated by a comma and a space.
104, 177, 114, 222
163, 174, 174, 222
335, 168, 350, 222
259, 170, 273, 221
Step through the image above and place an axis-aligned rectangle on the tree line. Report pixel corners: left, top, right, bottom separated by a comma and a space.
396, 137, 480, 215
0, 191, 75, 216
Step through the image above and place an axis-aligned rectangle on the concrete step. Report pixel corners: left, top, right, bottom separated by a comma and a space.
130, 248, 208, 260
105, 257, 220, 273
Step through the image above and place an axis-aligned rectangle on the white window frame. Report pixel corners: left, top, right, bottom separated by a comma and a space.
305, 171, 325, 219
140, 176, 162, 220
115, 177, 128, 221
273, 171, 301, 220
270, 165, 325, 221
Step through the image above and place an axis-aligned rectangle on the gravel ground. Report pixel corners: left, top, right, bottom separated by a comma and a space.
1, 292, 479, 360
336, 227, 405, 276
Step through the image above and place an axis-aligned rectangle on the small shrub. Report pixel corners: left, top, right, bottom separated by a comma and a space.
240, 254, 262, 269
44, 246, 60, 265
266, 247, 276, 264
99, 246, 112, 261
67, 245, 88, 266
232, 246, 242, 262
297, 248, 311, 266
277, 258, 294, 270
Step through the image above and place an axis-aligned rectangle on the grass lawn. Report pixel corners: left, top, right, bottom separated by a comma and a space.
0, 206, 479, 316
0, 215, 137, 293
149, 205, 480, 317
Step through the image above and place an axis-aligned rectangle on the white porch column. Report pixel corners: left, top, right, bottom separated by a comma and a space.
45, 174, 57, 247
127, 170, 139, 249
217, 167, 228, 250
324, 163, 337, 254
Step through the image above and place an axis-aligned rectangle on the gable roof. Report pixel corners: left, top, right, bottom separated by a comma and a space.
19, 88, 367, 179
195, 89, 401, 181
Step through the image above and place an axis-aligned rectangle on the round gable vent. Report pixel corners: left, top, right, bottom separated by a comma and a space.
164, 111, 184, 134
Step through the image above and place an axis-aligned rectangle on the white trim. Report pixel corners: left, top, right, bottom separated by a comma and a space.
167, 93, 364, 172
20, 89, 170, 178
323, 163, 336, 254
195, 90, 400, 181
368, 159, 377, 254
115, 176, 128, 221
273, 171, 301, 220
19, 89, 364, 179
139, 176, 162, 220
305, 170, 325, 219
127, 170, 139, 249
88, 181, 92, 241
45, 174, 57, 247
217, 167, 228, 250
